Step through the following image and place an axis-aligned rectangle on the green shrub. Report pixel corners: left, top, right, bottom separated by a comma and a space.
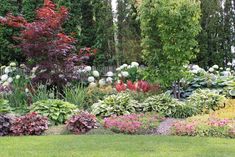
142, 93, 183, 117
0, 99, 12, 114
31, 99, 77, 125
187, 89, 226, 114
91, 93, 139, 117
173, 103, 198, 119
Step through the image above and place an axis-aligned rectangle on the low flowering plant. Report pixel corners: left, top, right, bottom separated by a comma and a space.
104, 113, 163, 134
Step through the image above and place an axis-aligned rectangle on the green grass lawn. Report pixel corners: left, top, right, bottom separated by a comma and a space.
0, 135, 235, 157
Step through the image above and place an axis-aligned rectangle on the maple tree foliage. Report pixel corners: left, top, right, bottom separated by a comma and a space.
0, 0, 81, 86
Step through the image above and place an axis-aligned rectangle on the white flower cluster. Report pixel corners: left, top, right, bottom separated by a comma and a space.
0, 62, 18, 87
87, 70, 115, 87
116, 62, 139, 71
189, 65, 205, 74
116, 62, 140, 78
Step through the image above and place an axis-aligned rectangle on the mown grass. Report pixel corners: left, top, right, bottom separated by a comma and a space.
0, 135, 235, 157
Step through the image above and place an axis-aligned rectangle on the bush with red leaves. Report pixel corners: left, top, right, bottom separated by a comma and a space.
11, 112, 48, 136
0, 114, 14, 136
0, 0, 87, 86
66, 111, 98, 134
116, 80, 160, 93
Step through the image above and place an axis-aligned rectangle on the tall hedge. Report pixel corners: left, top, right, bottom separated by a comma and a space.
140, 0, 201, 95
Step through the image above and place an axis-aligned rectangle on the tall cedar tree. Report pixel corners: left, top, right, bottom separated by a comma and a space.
0, 0, 81, 86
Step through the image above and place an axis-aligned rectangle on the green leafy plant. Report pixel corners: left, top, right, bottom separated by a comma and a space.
0, 99, 12, 114
140, 0, 201, 98
66, 111, 98, 134
142, 93, 184, 117
91, 93, 139, 117
187, 89, 226, 114
31, 99, 77, 125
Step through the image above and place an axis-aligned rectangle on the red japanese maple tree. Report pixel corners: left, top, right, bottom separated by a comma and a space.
0, 0, 80, 86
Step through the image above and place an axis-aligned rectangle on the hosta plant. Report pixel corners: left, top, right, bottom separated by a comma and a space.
142, 93, 185, 117
187, 89, 226, 114
91, 93, 139, 117
0, 99, 12, 114
0, 114, 14, 136
31, 99, 77, 125
66, 111, 98, 134
11, 112, 48, 136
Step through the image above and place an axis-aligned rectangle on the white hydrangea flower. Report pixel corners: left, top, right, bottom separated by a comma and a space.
4, 67, 12, 74
131, 62, 139, 67
2, 82, 9, 87
208, 68, 214, 73
1, 66, 6, 70
99, 79, 106, 86
121, 71, 129, 77
227, 62, 232, 66
89, 82, 97, 88
88, 76, 95, 82
116, 67, 121, 71
25, 88, 29, 93
219, 67, 223, 70
212, 65, 219, 69
192, 65, 200, 70
20, 64, 26, 68
106, 77, 113, 83
92, 71, 100, 77
84, 66, 92, 72
222, 71, 231, 77
226, 68, 231, 71
191, 70, 198, 74
9, 62, 16, 67
1, 74, 8, 82
7, 77, 13, 83
106, 71, 114, 77
118, 73, 122, 78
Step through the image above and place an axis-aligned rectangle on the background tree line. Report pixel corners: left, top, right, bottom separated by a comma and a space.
0, 0, 235, 69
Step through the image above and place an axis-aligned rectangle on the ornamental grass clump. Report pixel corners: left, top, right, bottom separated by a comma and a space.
66, 111, 98, 134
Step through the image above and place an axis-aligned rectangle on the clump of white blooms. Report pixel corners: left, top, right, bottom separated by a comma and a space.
212, 65, 219, 69
106, 71, 114, 77
121, 71, 129, 77
208, 67, 214, 73
84, 66, 92, 72
131, 62, 139, 68
92, 71, 100, 77
99, 79, 106, 86
88, 76, 95, 83
106, 77, 113, 83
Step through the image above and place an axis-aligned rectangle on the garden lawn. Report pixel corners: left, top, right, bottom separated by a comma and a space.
0, 135, 235, 157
